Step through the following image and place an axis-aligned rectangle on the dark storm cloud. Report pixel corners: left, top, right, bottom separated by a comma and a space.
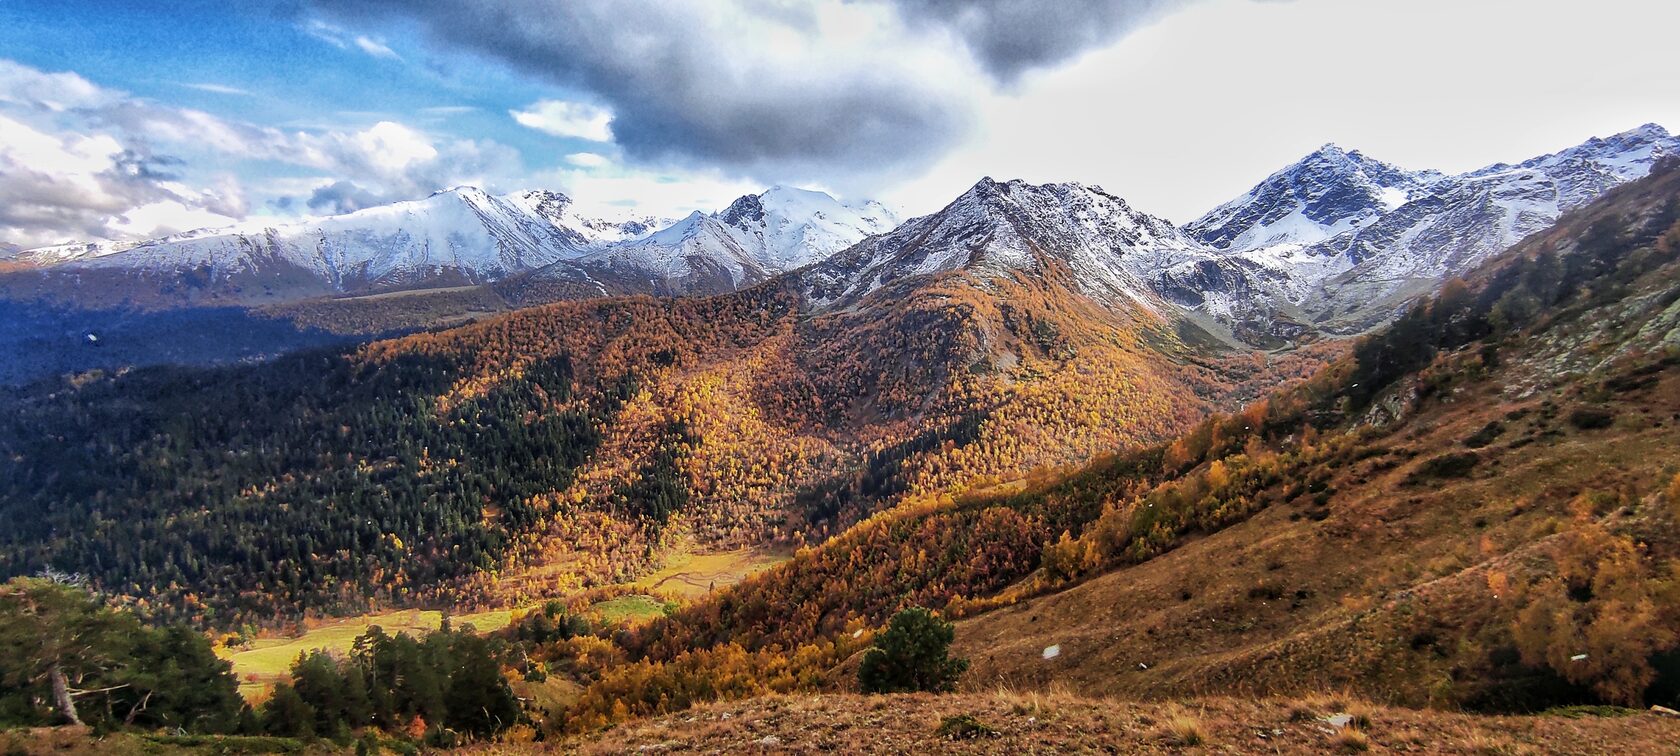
307, 180, 385, 214
885, 0, 1199, 81
112, 150, 185, 182
313, 0, 974, 182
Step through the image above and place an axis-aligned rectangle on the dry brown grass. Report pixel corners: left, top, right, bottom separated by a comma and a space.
1334, 727, 1371, 752
954, 352, 1680, 707
558, 692, 1680, 755
1159, 709, 1207, 746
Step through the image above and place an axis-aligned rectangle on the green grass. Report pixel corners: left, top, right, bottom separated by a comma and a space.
221, 607, 516, 699
589, 594, 672, 624
631, 547, 789, 599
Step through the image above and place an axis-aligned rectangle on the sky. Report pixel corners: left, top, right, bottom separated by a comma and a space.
1, 0, 1677, 249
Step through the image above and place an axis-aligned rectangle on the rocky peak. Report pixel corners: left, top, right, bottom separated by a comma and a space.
720, 193, 766, 226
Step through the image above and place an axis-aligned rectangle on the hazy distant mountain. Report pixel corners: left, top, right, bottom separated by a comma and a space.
15, 187, 664, 297
528, 185, 899, 297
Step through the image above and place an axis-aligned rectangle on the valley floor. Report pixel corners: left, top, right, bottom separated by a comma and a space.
560, 692, 1680, 754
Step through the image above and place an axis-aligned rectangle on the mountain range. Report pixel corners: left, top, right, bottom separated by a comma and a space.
1175, 122, 1679, 341
7, 184, 895, 305
11, 125, 1670, 331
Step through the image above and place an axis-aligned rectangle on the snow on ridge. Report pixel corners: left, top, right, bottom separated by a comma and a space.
565, 186, 901, 293
16, 186, 677, 288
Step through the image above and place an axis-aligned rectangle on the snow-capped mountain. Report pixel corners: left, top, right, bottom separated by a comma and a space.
1187, 144, 1442, 252
1303, 123, 1678, 315
502, 189, 670, 246
16, 187, 666, 295
1187, 123, 1680, 337
805, 177, 1210, 312
536, 186, 899, 296
795, 124, 1678, 348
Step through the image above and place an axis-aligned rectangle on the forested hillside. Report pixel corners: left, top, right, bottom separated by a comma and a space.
527, 158, 1680, 730
0, 219, 1301, 628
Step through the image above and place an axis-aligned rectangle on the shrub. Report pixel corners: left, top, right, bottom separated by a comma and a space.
1464, 421, 1504, 449
1510, 521, 1680, 706
858, 607, 969, 694
936, 713, 997, 740
1409, 452, 1480, 483
1334, 727, 1371, 752
1161, 711, 1206, 746
1567, 407, 1615, 430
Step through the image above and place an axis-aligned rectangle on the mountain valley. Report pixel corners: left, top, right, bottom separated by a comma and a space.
5, 128, 1680, 751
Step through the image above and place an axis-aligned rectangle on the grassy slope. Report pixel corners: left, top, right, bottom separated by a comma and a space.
631, 547, 790, 599
220, 548, 785, 698
952, 163, 1680, 707
561, 692, 1680, 754
218, 607, 517, 699
956, 362, 1680, 703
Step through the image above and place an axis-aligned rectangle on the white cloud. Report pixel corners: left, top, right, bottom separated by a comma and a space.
354, 36, 402, 60
0, 59, 527, 247
304, 19, 402, 61
0, 112, 241, 246
104, 199, 243, 240
885, 0, 1680, 222
538, 162, 758, 220
0, 59, 112, 112
180, 82, 252, 96
304, 19, 351, 48
349, 121, 437, 168
565, 152, 610, 168
510, 99, 614, 142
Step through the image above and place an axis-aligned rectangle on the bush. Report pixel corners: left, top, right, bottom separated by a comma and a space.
1567, 407, 1615, 430
936, 713, 997, 740
1463, 421, 1504, 449
858, 607, 969, 693
1161, 712, 1206, 746
1409, 452, 1480, 483
1334, 727, 1370, 752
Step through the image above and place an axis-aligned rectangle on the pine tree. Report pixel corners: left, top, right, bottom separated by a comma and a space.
261, 682, 315, 739
857, 606, 968, 693
442, 635, 519, 738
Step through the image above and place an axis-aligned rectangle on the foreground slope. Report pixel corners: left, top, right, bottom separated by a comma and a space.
955, 158, 1680, 710
565, 693, 1680, 754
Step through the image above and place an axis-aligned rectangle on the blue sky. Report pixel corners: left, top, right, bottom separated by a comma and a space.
0, 0, 651, 239
0, 1, 578, 155
2, 0, 1678, 249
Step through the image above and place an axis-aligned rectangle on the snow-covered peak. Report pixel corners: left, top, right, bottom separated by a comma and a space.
503, 189, 574, 225
1463, 122, 1677, 211
1188, 122, 1680, 340
18, 185, 618, 292
719, 185, 900, 270
1186, 144, 1437, 252
807, 177, 1209, 310
568, 186, 900, 295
